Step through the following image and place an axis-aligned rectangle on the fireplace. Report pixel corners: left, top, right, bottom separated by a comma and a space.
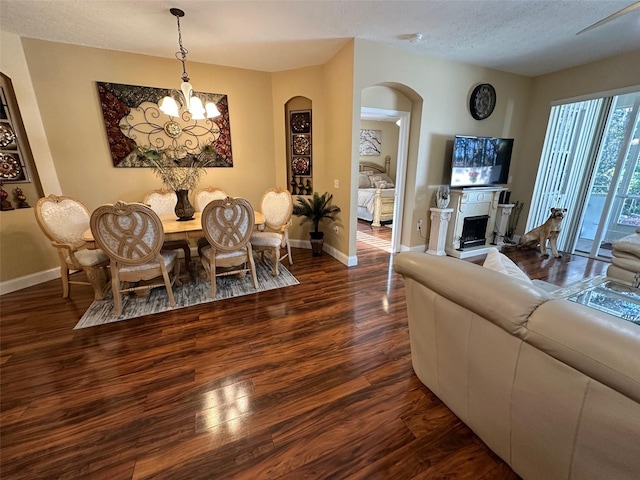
444, 187, 506, 259
460, 215, 489, 249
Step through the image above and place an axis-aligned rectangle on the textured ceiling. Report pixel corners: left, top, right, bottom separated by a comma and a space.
1, 0, 639, 77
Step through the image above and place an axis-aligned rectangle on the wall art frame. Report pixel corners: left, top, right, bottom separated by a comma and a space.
96, 82, 233, 168
359, 129, 382, 156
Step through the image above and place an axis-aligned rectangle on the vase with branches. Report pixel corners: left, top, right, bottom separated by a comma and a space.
137, 145, 215, 220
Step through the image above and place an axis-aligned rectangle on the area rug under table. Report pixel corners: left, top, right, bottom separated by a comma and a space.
75, 260, 299, 329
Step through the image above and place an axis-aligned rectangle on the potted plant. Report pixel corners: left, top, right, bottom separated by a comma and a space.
292, 192, 341, 256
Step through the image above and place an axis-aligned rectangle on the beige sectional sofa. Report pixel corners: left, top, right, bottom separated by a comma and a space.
608, 231, 640, 285
393, 252, 640, 480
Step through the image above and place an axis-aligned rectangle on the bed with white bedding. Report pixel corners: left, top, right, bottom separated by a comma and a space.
357, 156, 396, 227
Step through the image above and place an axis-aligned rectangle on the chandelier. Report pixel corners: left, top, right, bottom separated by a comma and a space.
159, 8, 220, 120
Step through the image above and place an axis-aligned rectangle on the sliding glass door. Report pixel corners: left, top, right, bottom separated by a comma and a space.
528, 90, 640, 258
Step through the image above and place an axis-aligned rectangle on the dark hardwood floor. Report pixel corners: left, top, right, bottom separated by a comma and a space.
0, 230, 609, 479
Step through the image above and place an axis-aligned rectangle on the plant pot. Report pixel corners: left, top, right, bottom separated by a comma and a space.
309, 231, 324, 256
174, 189, 195, 221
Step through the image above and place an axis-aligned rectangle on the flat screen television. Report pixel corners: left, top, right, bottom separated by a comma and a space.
450, 135, 514, 187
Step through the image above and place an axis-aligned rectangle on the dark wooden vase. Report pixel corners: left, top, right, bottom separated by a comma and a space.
174, 189, 195, 221
310, 231, 324, 256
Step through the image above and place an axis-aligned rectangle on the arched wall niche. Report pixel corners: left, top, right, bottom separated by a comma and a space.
285, 96, 313, 196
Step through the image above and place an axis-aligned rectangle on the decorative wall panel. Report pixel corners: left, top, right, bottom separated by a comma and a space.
97, 82, 233, 168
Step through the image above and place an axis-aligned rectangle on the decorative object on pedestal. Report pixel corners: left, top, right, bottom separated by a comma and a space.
297, 177, 305, 195
305, 179, 312, 195
174, 189, 195, 221
427, 207, 453, 256
292, 192, 341, 256
0, 182, 14, 210
435, 185, 450, 209
13, 186, 30, 208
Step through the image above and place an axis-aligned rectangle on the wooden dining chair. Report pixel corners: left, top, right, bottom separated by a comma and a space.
142, 189, 192, 273
35, 194, 110, 300
199, 196, 258, 297
193, 187, 229, 211
250, 187, 293, 276
90, 201, 180, 316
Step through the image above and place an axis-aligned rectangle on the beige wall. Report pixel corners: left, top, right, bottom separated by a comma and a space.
21, 38, 276, 211
352, 39, 533, 252
512, 49, 640, 232
322, 41, 355, 260
0, 32, 61, 284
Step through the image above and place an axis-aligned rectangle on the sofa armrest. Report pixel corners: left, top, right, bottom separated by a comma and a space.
393, 252, 550, 335
525, 299, 640, 403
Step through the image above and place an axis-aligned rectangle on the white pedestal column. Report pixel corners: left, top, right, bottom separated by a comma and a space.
427, 208, 453, 256
493, 203, 515, 246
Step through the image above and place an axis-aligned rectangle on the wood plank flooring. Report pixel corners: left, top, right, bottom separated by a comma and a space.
0, 228, 609, 479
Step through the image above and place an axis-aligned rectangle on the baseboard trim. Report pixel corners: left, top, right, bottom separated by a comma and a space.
289, 238, 352, 266
0, 268, 60, 296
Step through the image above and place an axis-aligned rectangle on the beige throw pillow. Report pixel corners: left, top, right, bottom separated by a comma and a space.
482, 248, 533, 285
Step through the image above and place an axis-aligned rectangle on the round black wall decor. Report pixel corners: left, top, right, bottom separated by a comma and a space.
469, 83, 496, 120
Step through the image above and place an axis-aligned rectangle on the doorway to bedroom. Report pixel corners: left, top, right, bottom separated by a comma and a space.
357, 107, 409, 255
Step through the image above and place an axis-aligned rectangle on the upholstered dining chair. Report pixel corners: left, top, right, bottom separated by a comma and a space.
199, 196, 259, 297
142, 189, 192, 273
193, 187, 229, 212
90, 201, 180, 316
250, 187, 293, 276
35, 194, 110, 300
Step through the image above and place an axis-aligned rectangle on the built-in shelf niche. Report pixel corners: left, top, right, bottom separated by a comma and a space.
285, 97, 312, 195
0, 72, 43, 210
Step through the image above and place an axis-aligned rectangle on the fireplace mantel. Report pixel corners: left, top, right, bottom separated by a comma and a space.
445, 187, 506, 258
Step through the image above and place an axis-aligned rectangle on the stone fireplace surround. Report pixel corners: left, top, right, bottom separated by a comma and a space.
445, 187, 506, 258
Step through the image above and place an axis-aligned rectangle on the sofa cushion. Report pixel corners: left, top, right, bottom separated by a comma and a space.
483, 248, 533, 285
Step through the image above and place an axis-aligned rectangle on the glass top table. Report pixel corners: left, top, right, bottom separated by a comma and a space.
557, 277, 640, 325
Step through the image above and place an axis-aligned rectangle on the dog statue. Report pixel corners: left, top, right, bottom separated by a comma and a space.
517, 207, 567, 258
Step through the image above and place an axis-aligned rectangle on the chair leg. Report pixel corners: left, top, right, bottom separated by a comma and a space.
111, 266, 123, 316
272, 246, 280, 276
160, 261, 176, 308
248, 251, 259, 290
286, 240, 293, 265
85, 265, 106, 301
180, 244, 192, 273
60, 263, 70, 298
209, 256, 217, 298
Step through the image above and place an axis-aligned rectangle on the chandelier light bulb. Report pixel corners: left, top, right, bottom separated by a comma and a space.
158, 8, 220, 120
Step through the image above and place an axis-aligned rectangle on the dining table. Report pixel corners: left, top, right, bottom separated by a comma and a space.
82, 211, 266, 245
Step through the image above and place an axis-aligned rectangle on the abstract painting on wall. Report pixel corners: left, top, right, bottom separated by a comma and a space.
96, 82, 233, 168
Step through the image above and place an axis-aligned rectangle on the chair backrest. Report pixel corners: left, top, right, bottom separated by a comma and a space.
194, 187, 228, 212
90, 201, 164, 265
201, 197, 254, 253
142, 189, 177, 216
260, 187, 293, 231
35, 194, 91, 245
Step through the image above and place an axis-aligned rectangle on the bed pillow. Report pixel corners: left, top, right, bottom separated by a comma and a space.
482, 248, 533, 285
368, 173, 395, 188
359, 172, 372, 188
373, 180, 393, 189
